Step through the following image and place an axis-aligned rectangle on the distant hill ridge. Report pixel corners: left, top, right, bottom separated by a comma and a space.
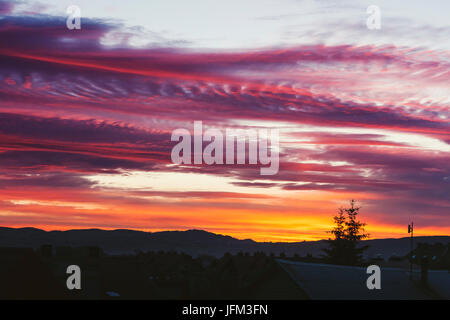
0, 227, 448, 258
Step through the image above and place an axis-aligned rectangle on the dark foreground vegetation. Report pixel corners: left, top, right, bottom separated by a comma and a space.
2, 240, 448, 299
0, 246, 308, 299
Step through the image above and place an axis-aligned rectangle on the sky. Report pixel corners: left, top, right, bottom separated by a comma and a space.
0, 0, 449, 241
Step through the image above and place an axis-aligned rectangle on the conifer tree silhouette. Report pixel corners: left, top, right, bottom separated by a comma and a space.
323, 200, 369, 265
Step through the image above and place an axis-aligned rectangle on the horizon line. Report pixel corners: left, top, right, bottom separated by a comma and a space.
1, 226, 448, 244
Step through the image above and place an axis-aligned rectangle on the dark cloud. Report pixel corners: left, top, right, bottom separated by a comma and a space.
0, 112, 170, 144
0, 172, 93, 188
0, 14, 448, 134
0, 0, 14, 14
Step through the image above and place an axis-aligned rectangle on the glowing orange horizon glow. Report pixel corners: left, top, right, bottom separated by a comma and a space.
1, 186, 448, 242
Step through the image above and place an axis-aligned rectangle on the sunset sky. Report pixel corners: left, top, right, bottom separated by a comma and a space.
0, 0, 449, 241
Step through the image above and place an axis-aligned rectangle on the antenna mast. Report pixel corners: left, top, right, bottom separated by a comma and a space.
408, 222, 414, 279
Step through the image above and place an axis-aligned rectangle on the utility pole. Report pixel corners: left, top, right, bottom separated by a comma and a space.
408, 222, 414, 279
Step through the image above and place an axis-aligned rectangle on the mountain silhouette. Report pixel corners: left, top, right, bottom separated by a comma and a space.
0, 227, 448, 258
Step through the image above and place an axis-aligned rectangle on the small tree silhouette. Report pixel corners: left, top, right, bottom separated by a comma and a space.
323, 200, 369, 265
